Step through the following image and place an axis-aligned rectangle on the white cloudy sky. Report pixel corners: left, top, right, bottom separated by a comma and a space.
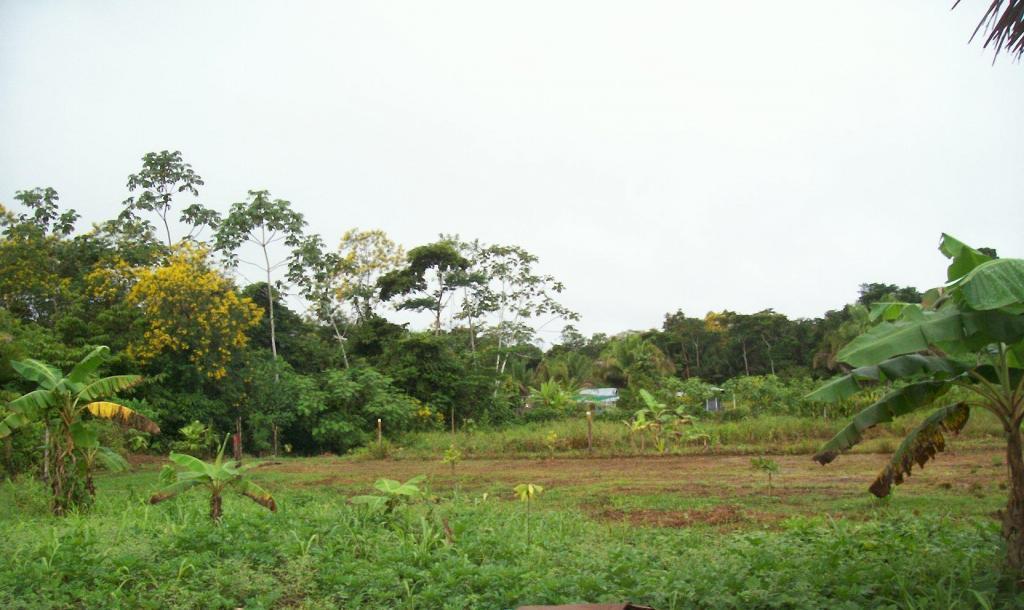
1, 1, 1021, 341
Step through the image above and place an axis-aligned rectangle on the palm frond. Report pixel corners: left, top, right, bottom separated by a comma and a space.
67, 346, 111, 384
869, 402, 970, 497
149, 478, 203, 504
86, 401, 160, 434
956, 0, 1024, 61
78, 375, 143, 402
10, 359, 62, 389
236, 479, 277, 512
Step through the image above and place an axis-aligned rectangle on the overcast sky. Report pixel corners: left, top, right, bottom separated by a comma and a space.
1, 1, 1021, 342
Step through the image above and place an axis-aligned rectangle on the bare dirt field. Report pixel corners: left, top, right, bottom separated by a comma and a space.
254, 448, 1008, 528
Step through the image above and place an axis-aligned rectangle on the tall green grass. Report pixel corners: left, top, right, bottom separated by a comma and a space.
384, 409, 1005, 460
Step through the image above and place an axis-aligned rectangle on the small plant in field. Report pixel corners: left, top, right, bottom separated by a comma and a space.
514, 482, 544, 544
625, 411, 651, 452
683, 427, 713, 451
172, 421, 215, 457
442, 443, 463, 475
367, 438, 394, 460
543, 431, 558, 459
127, 432, 150, 453
150, 435, 277, 522
352, 475, 427, 513
751, 456, 780, 496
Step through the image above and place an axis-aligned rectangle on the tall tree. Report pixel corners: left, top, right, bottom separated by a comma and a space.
457, 241, 578, 373
121, 151, 217, 248
215, 190, 306, 368
288, 234, 351, 368
0, 189, 78, 325
377, 240, 471, 334
127, 244, 263, 379
336, 229, 405, 322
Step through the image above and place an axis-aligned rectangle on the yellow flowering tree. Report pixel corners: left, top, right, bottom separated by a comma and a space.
127, 244, 262, 379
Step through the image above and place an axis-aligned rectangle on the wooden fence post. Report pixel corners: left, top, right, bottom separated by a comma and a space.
377, 418, 382, 448
587, 410, 593, 454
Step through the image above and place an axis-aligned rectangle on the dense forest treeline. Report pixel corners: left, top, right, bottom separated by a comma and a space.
0, 151, 926, 464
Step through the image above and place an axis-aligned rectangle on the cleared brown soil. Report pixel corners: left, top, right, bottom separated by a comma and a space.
251, 448, 1008, 529
262, 449, 1004, 490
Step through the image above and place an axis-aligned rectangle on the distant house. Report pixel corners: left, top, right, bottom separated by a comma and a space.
705, 386, 725, 412
573, 387, 619, 413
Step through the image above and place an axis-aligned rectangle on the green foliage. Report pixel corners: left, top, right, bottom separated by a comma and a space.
351, 475, 427, 513
441, 443, 463, 474
150, 435, 277, 521
299, 366, 419, 454
0, 474, 1018, 609
172, 421, 216, 457
751, 456, 780, 495
526, 380, 577, 422
0, 346, 155, 514
812, 234, 1024, 572
121, 150, 212, 247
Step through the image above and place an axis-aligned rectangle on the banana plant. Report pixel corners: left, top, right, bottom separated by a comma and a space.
809, 234, 1024, 573
351, 475, 427, 513
638, 389, 690, 454
624, 411, 651, 452
513, 482, 544, 545
0, 345, 158, 515
150, 435, 277, 521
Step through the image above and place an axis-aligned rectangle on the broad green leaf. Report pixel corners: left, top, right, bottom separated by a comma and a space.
956, 258, 1024, 311
961, 310, 1024, 345
813, 380, 951, 464
78, 375, 143, 402
939, 233, 992, 282
869, 402, 970, 497
868, 302, 921, 322
86, 401, 160, 434
95, 446, 129, 472
236, 479, 277, 512
10, 359, 62, 390
70, 422, 99, 449
0, 411, 30, 438
66, 346, 110, 384
373, 478, 403, 494
837, 310, 963, 367
351, 495, 387, 511
6, 389, 55, 416
806, 355, 964, 403
169, 452, 214, 476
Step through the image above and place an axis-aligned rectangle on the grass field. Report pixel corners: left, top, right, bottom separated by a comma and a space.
387, 409, 1006, 459
2, 443, 1020, 609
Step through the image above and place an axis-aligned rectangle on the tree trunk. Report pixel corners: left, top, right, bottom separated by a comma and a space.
1004, 426, 1024, 574
330, 318, 350, 369
741, 341, 750, 376
210, 492, 223, 522
42, 424, 50, 484
272, 423, 279, 457
233, 417, 243, 464
2, 436, 12, 474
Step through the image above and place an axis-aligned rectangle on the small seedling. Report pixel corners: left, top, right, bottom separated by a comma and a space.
514, 482, 544, 544
442, 443, 463, 475
351, 475, 427, 513
543, 431, 558, 459
751, 456, 780, 496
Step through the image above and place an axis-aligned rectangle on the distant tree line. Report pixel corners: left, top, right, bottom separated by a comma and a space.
0, 151, 936, 466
